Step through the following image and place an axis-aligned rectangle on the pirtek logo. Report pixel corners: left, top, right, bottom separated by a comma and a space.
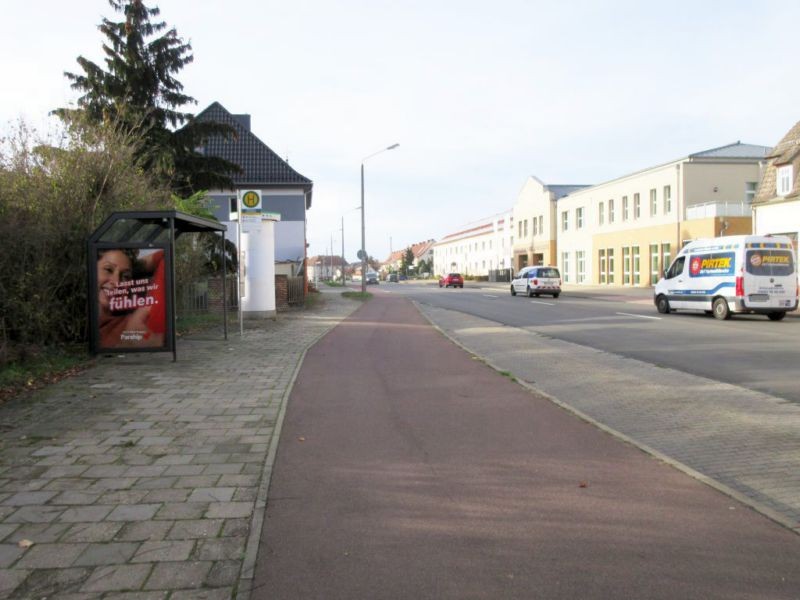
690, 256, 731, 275
762, 255, 790, 264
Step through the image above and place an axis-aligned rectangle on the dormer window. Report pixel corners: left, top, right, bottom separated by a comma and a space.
777, 164, 793, 196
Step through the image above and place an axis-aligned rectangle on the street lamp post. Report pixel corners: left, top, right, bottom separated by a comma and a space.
361, 143, 399, 293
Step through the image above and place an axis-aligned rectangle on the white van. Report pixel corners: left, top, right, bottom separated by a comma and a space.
654, 235, 798, 320
511, 266, 561, 298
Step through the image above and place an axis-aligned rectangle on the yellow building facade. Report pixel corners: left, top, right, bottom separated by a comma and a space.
554, 143, 767, 286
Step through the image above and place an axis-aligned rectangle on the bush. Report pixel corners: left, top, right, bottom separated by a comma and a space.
0, 116, 172, 362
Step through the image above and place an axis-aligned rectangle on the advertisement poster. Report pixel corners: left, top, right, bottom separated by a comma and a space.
689, 252, 735, 278
96, 247, 167, 350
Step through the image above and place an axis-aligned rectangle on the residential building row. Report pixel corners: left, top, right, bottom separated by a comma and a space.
432, 211, 514, 277
382, 240, 436, 274
432, 136, 800, 287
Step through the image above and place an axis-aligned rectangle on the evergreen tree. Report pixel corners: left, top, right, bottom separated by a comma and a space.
55, 0, 238, 194
401, 247, 415, 276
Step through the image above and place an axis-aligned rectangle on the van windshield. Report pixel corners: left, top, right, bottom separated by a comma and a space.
745, 250, 795, 277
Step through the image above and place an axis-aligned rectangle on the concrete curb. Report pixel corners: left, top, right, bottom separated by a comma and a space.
411, 299, 800, 537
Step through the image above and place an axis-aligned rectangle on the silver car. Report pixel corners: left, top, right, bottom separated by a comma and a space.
511, 266, 561, 298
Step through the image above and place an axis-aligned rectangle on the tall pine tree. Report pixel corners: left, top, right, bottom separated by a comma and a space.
56, 0, 238, 194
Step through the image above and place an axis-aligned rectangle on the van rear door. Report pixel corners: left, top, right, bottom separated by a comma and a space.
743, 245, 797, 310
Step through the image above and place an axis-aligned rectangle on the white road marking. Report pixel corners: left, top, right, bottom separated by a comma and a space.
616, 312, 661, 320
483, 294, 499, 298
530, 300, 555, 306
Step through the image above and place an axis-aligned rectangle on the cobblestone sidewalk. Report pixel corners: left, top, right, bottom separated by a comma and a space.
0, 289, 360, 599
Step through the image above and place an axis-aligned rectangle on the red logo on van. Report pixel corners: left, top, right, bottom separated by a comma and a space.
690, 257, 702, 276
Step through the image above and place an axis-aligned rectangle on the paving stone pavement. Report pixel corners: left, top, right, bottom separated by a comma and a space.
417, 302, 800, 535
0, 289, 360, 599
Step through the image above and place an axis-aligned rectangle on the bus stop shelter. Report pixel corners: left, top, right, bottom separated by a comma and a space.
88, 210, 229, 361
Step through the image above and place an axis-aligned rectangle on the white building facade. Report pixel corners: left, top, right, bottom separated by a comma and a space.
433, 211, 514, 277
511, 177, 590, 273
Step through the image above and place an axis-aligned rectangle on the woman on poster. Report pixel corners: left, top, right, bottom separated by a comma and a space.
96, 248, 166, 349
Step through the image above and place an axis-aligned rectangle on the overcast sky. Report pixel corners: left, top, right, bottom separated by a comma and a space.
2, 0, 799, 262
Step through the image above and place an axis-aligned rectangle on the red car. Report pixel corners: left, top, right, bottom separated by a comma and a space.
439, 273, 464, 288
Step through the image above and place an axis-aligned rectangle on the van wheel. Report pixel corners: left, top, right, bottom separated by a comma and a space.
528, 287, 535, 298
767, 312, 786, 321
656, 295, 670, 314
511, 286, 516, 296
553, 293, 559, 299
712, 297, 731, 320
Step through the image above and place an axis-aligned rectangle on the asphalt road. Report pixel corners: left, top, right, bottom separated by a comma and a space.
385, 282, 800, 404
252, 292, 800, 600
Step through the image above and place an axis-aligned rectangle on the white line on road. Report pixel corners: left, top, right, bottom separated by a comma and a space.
483, 294, 499, 298
530, 300, 555, 306
616, 312, 661, 320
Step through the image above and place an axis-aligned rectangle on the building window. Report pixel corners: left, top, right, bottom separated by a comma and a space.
633, 245, 640, 285
599, 249, 606, 284
607, 249, 615, 284
524, 220, 528, 238
599, 202, 605, 225
662, 243, 671, 277
561, 251, 570, 283
634, 193, 641, 219
663, 186, 671, 213
538, 215, 543, 234
623, 247, 631, 285
562, 211, 569, 231
778, 165, 793, 196
745, 181, 757, 203
576, 250, 586, 283
650, 244, 659, 285
577, 207, 584, 229
519, 221, 523, 237
609, 199, 615, 223
533, 217, 538, 235
230, 197, 238, 214
622, 196, 629, 221
650, 189, 657, 216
